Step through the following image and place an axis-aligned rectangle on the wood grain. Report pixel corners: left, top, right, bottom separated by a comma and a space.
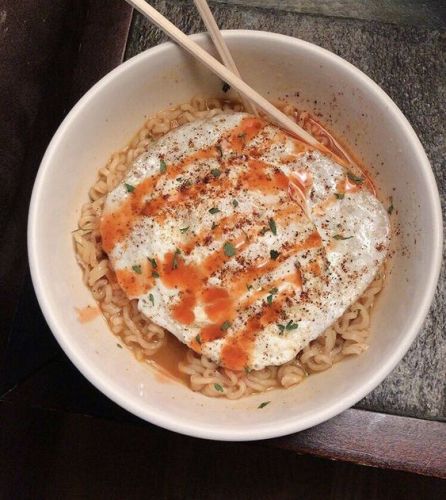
268, 409, 446, 479
1, 402, 445, 500
4, 349, 446, 478
0, 0, 132, 352
0, 0, 83, 352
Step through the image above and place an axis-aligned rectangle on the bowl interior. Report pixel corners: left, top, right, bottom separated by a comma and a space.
29, 31, 442, 440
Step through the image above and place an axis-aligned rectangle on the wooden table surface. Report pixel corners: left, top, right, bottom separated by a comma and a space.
1, 1, 445, 497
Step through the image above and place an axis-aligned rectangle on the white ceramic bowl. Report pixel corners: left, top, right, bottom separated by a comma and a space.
28, 31, 442, 440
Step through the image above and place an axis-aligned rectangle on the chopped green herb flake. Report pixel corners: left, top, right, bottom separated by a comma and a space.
148, 257, 157, 268
211, 168, 221, 178
347, 172, 364, 184
258, 401, 270, 409
132, 264, 142, 274
209, 207, 220, 214
232, 199, 238, 208
222, 82, 230, 93
216, 144, 223, 157
180, 226, 190, 233
334, 234, 353, 240
388, 201, 394, 215
278, 321, 298, 333
223, 242, 236, 257
244, 366, 251, 374
152, 271, 160, 278
125, 183, 135, 193
246, 284, 253, 291
195, 335, 201, 345
260, 227, 269, 235
335, 192, 345, 199
211, 222, 218, 230
172, 248, 181, 270
268, 218, 277, 235
267, 287, 278, 305
286, 320, 298, 330
117, 343, 122, 349
214, 383, 224, 392
220, 320, 232, 331
270, 250, 280, 260
149, 294, 154, 306
160, 159, 167, 173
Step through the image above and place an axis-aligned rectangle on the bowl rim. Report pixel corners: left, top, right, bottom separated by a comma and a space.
28, 30, 443, 441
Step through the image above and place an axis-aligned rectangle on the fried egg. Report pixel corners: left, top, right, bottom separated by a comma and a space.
101, 113, 390, 371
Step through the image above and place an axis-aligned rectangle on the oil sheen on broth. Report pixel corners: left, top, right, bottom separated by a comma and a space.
100, 113, 390, 373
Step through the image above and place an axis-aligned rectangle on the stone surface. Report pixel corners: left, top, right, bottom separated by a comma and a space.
126, 0, 445, 420
212, 0, 446, 28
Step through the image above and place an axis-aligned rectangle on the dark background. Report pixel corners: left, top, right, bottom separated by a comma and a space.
0, 1, 445, 498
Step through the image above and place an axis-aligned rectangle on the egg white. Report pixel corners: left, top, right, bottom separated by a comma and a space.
102, 113, 390, 370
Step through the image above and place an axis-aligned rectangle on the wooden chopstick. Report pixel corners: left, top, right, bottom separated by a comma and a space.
193, 0, 258, 116
125, 0, 324, 149
193, 0, 355, 165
